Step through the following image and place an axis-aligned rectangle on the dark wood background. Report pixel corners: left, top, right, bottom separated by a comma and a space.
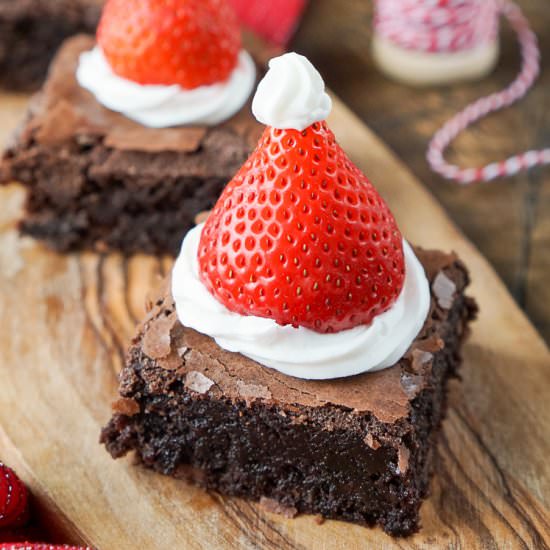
292, 0, 550, 345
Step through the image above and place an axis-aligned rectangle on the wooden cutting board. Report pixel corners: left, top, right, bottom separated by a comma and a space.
0, 90, 548, 549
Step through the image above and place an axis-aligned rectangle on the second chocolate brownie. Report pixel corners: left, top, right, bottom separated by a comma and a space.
1, 35, 263, 255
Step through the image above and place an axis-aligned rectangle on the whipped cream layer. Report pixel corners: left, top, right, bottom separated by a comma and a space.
76, 47, 256, 128
252, 52, 332, 131
172, 224, 431, 380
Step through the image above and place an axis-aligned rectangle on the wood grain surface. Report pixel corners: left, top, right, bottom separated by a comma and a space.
0, 89, 549, 548
293, 0, 550, 345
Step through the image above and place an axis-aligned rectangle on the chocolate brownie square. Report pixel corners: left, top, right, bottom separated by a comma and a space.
101, 248, 476, 536
0, 0, 102, 91
0, 35, 262, 255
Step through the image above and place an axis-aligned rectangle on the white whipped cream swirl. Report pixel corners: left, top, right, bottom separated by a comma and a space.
172, 224, 431, 380
76, 47, 256, 128
252, 52, 332, 131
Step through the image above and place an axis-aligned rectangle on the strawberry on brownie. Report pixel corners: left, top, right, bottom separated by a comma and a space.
1, 0, 262, 255
98, 0, 241, 90
101, 54, 476, 535
197, 121, 406, 333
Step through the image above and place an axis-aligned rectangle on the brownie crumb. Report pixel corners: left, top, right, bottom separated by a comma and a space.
157, 350, 183, 371
364, 433, 381, 450
260, 497, 299, 519
142, 309, 178, 360
142, 316, 174, 360
314, 515, 326, 525
112, 397, 140, 416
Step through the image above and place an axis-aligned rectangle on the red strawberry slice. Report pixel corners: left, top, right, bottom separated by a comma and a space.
198, 121, 406, 334
0, 464, 29, 529
98, 0, 242, 89
227, 0, 308, 46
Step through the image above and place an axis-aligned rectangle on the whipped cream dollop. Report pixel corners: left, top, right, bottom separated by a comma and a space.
172, 224, 431, 380
76, 47, 256, 128
252, 52, 332, 131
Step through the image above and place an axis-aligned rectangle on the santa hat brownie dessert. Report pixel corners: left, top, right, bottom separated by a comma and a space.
102, 52, 476, 536
78, 0, 256, 127
1, 0, 261, 255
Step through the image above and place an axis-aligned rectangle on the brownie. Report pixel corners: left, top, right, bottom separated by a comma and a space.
0, 0, 102, 91
0, 35, 263, 255
101, 248, 476, 536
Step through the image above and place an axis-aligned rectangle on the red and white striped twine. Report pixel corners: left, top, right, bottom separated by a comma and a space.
375, 0, 549, 184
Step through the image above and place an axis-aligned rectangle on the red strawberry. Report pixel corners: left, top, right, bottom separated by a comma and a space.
227, 0, 307, 46
97, 0, 242, 89
0, 464, 29, 529
0, 546, 90, 549
198, 121, 406, 333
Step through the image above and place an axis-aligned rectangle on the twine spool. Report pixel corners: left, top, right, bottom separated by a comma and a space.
372, 0, 549, 184
373, 0, 500, 85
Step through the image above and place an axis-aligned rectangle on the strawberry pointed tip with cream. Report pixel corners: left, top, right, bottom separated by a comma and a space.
199, 53, 405, 334
172, 53, 430, 379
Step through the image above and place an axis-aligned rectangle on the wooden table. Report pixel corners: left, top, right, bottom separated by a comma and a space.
1, 5, 550, 548
293, 0, 550, 346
